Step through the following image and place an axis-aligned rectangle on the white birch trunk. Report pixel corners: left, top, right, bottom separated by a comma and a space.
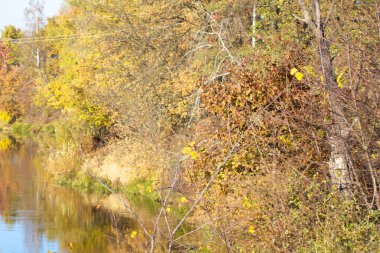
298, 0, 352, 192
251, 3, 257, 48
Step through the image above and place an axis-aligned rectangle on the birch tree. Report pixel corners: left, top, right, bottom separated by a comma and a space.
298, 0, 352, 192
24, 0, 44, 69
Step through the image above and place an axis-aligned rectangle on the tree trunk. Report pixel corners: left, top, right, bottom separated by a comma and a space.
316, 24, 352, 192
251, 2, 257, 48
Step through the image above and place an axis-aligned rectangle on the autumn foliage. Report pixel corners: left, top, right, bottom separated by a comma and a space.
1, 0, 379, 251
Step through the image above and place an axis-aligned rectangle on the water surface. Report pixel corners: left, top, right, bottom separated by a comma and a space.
0, 143, 144, 253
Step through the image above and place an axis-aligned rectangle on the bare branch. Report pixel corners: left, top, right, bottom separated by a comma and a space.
173, 217, 222, 242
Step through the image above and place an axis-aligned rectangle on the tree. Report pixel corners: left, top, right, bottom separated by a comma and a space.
0, 26, 31, 119
1, 25, 23, 67
24, 0, 45, 69
296, 0, 380, 209
297, 0, 352, 193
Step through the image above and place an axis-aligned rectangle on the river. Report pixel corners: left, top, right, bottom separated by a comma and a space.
0, 142, 156, 253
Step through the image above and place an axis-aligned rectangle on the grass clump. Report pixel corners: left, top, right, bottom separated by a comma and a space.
121, 178, 156, 198
54, 171, 111, 194
11, 122, 31, 137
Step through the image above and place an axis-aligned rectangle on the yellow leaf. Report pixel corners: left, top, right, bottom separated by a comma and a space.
290, 68, 298, 76
130, 230, 137, 238
337, 69, 346, 88
303, 65, 316, 77
0, 111, 12, 123
0, 137, 11, 150
317, 129, 325, 138
180, 196, 187, 203
242, 196, 254, 209
294, 72, 304, 81
182, 146, 192, 154
67, 242, 73, 249
278, 135, 292, 146
189, 151, 199, 159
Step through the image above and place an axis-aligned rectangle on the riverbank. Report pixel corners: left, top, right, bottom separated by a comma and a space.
40, 136, 170, 196
3, 119, 380, 253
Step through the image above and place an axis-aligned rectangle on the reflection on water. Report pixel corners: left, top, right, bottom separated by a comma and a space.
0, 142, 147, 253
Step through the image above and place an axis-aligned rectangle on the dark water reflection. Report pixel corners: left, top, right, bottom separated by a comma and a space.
0, 143, 146, 253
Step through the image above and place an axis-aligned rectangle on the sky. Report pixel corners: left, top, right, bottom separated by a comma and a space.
0, 0, 64, 30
